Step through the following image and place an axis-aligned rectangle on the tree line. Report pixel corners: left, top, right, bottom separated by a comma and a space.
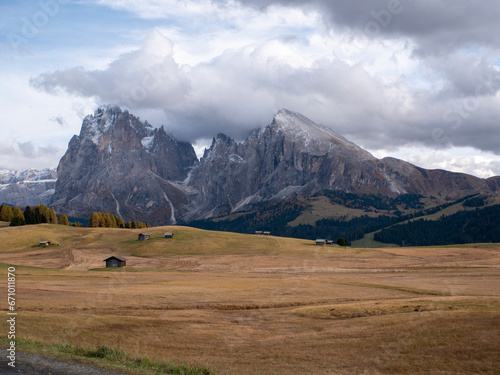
0, 205, 150, 229
0, 204, 78, 227
88, 212, 149, 229
188, 198, 395, 242
374, 204, 500, 246
187, 193, 491, 244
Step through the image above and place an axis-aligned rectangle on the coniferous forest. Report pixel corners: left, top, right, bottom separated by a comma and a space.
188, 193, 500, 246
374, 205, 500, 246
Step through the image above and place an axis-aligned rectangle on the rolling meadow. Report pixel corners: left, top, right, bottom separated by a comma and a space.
1, 223, 499, 374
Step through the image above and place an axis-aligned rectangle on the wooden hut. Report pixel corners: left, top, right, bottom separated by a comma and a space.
254, 231, 263, 235
164, 232, 174, 238
263, 231, 271, 236
103, 256, 127, 268
138, 233, 150, 241
315, 239, 327, 246
39, 241, 51, 247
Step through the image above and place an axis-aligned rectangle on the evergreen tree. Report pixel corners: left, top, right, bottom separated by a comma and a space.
33, 204, 50, 224
58, 214, 70, 226
23, 206, 34, 224
337, 237, 349, 247
0, 205, 13, 222
10, 217, 24, 226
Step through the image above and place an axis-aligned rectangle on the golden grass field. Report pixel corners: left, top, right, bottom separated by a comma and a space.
1, 223, 499, 374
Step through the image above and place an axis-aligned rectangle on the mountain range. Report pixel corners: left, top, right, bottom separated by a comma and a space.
1, 105, 499, 225
0, 168, 56, 207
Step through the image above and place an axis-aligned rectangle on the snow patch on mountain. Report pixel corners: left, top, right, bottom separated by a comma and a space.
141, 136, 155, 149
0, 168, 57, 206
0, 168, 57, 184
271, 108, 374, 160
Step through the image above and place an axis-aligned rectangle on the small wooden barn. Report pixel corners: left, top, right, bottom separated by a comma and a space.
164, 232, 174, 238
103, 255, 127, 268
263, 231, 271, 236
315, 239, 327, 246
39, 241, 51, 247
326, 240, 334, 245
254, 231, 263, 235
138, 233, 150, 241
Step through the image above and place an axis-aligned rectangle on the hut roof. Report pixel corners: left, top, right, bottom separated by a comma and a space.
103, 255, 128, 262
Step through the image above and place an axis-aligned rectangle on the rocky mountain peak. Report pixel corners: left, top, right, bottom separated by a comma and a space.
37, 105, 500, 225
52, 105, 197, 224
264, 108, 375, 160
80, 105, 154, 146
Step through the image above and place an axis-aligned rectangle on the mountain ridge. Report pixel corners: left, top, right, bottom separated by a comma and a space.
0, 168, 57, 206
1, 105, 499, 226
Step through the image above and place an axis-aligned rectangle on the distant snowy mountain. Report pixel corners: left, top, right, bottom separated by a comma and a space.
0, 168, 57, 206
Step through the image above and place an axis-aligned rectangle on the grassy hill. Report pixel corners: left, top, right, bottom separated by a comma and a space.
0, 223, 350, 260
189, 192, 500, 247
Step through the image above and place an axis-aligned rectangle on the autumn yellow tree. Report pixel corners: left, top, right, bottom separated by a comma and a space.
58, 214, 70, 225
49, 208, 57, 224
88, 212, 103, 227
0, 205, 13, 222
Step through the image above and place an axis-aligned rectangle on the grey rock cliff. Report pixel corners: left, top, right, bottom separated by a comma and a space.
183, 109, 499, 220
51, 106, 500, 224
52, 105, 197, 223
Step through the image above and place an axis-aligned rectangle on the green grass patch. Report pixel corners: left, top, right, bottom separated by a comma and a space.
2, 337, 215, 375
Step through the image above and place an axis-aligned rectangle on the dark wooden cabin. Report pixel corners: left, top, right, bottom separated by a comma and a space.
103, 255, 127, 268
164, 232, 174, 238
138, 233, 150, 241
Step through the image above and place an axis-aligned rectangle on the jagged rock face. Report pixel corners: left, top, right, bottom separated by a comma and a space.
186, 109, 400, 219
52, 106, 197, 223
185, 109, 499, 220
0, 168, 57, 206
52, 106, 499, 224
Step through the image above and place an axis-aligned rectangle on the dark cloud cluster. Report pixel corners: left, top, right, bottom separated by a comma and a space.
30, 1, 500, 157
223, 0, 500, 54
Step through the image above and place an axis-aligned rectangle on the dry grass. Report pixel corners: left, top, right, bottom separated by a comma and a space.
288, 196, 382, 227
0, 224, 499, 374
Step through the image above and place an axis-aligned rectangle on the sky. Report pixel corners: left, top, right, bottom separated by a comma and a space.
1, 0, 500, 178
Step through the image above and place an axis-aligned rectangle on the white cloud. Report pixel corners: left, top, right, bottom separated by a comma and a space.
3, 0, 500, 180
0, 73, 96, 170
373, 147, 500, 179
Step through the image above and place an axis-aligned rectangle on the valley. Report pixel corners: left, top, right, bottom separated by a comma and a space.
1, 224, 499, 374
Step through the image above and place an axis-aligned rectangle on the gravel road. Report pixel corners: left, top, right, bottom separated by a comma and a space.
0, 351, 128, 375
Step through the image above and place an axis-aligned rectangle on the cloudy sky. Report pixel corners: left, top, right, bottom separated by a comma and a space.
1, 0, 500, 177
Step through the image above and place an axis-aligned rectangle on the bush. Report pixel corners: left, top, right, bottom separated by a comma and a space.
337, 237, 348, 247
